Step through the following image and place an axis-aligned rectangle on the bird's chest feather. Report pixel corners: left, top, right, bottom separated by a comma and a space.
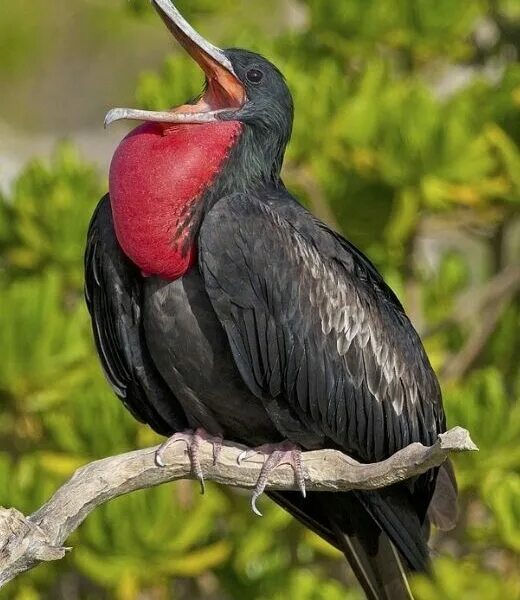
109, 121, 241, 280
142, 270, 279, 444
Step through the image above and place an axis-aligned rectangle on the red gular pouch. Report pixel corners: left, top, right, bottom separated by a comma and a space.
109, 120, 242, 280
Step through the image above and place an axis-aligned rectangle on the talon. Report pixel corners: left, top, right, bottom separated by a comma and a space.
154, 428, 223, 495
237, 448, 253, 465
155, 433, 190, 468
251, 493, 263, 517
240, 441, 306, 516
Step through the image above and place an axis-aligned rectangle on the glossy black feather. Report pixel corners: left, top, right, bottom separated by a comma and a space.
86, 41, 456, 598
199, 187, 446, 571
84, 195, 187, 435
199, 189, 445, 462
269, 491, 413, 600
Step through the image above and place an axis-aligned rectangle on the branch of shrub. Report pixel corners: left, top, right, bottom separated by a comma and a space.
0, 426, 477, 588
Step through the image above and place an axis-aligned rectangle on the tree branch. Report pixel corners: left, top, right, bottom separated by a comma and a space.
0, 427, 477, 588
439, 265, 520, 380
422, 265, 520, 340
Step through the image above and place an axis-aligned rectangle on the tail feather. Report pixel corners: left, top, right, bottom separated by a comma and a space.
332, 519, 413, 600
356, 487, 430, 572
428, 460, 458, 531
269, 488, 425, 599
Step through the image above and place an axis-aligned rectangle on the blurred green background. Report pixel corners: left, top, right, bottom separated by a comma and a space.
1, 0, 520, 598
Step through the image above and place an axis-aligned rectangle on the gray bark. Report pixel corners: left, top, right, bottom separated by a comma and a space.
0, 426, 477, 588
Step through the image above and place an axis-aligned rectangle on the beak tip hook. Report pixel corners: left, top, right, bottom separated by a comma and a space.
104, 109, 121, 129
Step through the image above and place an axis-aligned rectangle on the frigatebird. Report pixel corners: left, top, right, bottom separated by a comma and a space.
85, 1, 457, 598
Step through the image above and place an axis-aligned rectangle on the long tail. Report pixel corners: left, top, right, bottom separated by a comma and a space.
333, 518, 413, 600
269, 487, 426, 600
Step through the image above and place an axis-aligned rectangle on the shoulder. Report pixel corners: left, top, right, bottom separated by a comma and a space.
200, 188, 403, 312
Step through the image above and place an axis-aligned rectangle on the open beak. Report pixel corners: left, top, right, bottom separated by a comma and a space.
105, 0, 246, 128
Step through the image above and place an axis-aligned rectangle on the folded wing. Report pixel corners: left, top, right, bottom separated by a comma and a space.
85, 195, 187, 435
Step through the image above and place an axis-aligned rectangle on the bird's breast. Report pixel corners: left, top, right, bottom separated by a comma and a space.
109, 120, 242, 279
143, 270, 280, 444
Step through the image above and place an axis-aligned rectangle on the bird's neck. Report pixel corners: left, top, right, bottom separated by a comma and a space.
109, 121, 242, 279
211, 126, 288, 198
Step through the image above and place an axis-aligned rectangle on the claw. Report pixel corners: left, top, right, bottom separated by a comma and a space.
155, 428, 223, 495
237, 448, 256, 465
155, 452, 167, 468
238, 441, 306, 516
155, 432, 190, 468
251, 492, 263, 517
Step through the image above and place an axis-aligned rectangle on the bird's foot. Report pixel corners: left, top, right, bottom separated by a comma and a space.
237, 441, 306, 516
155, 428, 223, 494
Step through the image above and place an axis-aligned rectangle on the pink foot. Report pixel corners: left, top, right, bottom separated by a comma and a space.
237, 441, 306, 516
155, 428, 223, 494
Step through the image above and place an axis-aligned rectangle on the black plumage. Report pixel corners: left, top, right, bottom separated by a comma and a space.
198, 189, 443, 573
85, 3, 457, 597
84, 197, 187, 435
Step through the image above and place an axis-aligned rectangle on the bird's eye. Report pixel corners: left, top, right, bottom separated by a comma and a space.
246, 68, 264, 84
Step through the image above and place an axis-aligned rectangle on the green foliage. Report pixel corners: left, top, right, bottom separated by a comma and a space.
413, 556, 520, 600
0, 144, 103, 287
1, 1, 519, 599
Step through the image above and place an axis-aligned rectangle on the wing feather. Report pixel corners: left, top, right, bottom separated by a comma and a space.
85, 195, 187, 435
199, 192, 445, 464
199, 191, 453, 572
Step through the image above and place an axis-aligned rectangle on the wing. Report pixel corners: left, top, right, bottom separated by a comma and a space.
199, 192, 445, 465
199, 191, 452, 576
84, 195, 187, 435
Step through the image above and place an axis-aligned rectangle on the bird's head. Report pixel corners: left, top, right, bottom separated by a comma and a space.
106, 0, 294, 279
106, 0, 293, 187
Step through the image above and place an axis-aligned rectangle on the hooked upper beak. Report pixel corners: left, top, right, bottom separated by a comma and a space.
105, 0, 246, 128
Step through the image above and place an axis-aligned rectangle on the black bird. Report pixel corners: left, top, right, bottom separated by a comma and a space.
85, 1, 457, 598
